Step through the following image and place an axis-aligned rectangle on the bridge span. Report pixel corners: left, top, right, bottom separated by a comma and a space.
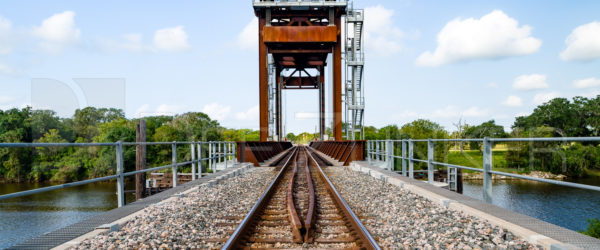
1, 0, 600, 249
2, 139, 599, 249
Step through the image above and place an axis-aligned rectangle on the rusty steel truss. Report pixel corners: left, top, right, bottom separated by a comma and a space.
254, 0, 348, 141
309, 140, 365, 166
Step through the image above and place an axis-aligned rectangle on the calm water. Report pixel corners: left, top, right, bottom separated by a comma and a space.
463, 178, 600, 232
0, 181, 135, 249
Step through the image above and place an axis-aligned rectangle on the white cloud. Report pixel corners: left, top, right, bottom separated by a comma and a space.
502, 95, 523, 107
153, 26, 191, 52
235, 105, 259, 120
533, 92, 560, 105
487, 82, 498, 88
364, 5, 405, 56
416, 10, 541, 67
0, 16, 13, 54
202, 103, 230, 121
560, 22, 600, 62
573, 77, 600, 89
237, 18, 257, 50
513, 74, 548, 90
135, 104, 187, 117
32, 11, 81, 53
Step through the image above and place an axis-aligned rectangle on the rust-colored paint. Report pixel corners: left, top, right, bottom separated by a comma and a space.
332, 17, 343, 141
319, 67, 325, 139
259, 17, 269, 141
236, 141, 293, 166
309, 141, 365, 166
263, 26, 337, 43
285, 76, 319, 88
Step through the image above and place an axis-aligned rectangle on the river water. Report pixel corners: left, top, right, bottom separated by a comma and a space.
463, 177, 600, 233
0, 178, 598, 248
0, 181, 135, 249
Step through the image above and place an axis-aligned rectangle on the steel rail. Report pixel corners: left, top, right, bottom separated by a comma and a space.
287, 150, 303, 242
303, 147, 317, 242
221, 147, 298, 250
306, 148, 381, 250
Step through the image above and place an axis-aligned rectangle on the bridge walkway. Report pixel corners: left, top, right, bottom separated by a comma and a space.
8, 163, 252, 250
346, 160, 600, 250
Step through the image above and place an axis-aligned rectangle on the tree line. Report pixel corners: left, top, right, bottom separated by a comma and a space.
0, 107, 259, 183
358, 95, 600, 177
0, 95, 598, 182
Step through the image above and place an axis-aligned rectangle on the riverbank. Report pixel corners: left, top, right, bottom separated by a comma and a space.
447, 150, 600, 180
462, 171, 567, 180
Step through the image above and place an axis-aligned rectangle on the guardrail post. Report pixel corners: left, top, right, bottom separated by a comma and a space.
212, 142, 217, 173
116, 141, 125, 207
401, 140, 407, 176
172, 142, 178, 187
191, 141, 196, 181
483, 137, 493, 203
233, 142, 237, 163
386, 140, 393, 171
427, 139, 434, 184
366, 141, 371, 163
197, 142, 202, 179
223, 142, 229, 168
375, 140, 380, 161
208, 142, 212, 173
408, 139, 414, 179
380, 141, 384, 161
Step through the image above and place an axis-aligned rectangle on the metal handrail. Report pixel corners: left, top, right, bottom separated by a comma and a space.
0, 141, 238, 207
366, 137, 600, 203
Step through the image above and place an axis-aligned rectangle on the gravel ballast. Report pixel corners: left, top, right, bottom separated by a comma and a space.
72, 167, 276, 249
325, 166, 541, 249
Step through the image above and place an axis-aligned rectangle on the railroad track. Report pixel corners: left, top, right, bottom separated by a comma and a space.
222, 146, 380, 249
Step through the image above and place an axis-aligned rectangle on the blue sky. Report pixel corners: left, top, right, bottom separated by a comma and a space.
0, 0, 599, 134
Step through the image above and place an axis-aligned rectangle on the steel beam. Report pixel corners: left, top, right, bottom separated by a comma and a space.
332, 16, 342, 141
263, 26, 337, 43
319, 66, 325, 140
259, 17, 269, 141
276, 68, 281, 139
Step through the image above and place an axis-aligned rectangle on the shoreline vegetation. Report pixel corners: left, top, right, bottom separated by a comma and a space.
0, 95, 599, 183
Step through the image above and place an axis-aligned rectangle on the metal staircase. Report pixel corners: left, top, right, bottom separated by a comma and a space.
344, 7, 365, 140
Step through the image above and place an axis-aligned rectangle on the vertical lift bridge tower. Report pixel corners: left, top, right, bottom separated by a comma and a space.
254, 0, 364, 141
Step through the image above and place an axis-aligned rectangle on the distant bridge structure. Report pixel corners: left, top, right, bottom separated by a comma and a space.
253, 0, 364, 141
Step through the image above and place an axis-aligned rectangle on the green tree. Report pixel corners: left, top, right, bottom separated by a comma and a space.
400, 119, 449, 165
363, 126, 379, 140
378, 125, 403, 140
30, 129, 68, 181
73, 107, 125, 141
0, 107, 33, 181
513, 97, 586, 137
94, 118, 136, 173
465, 120, 507, 151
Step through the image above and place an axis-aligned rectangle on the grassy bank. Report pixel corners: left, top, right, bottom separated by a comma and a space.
445, 149, 530, 174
